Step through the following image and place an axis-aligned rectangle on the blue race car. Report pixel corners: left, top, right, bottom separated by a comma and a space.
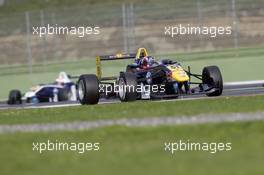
7, 72, 77, 105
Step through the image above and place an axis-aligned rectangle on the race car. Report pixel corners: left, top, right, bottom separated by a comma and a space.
77, 48, 223, 105
7, 72, 77, 105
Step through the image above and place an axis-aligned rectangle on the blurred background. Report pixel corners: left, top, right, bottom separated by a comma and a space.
0, 0, 263, 99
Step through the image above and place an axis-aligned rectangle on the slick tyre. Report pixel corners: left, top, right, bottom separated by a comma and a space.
77, 74, 99, 105
8, 90, 22, 105
117, 72, 137, 102
58, 88, 69, 101
202, 66, 223, 96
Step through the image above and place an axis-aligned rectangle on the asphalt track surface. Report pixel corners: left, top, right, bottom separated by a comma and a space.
0, 80, 263, 110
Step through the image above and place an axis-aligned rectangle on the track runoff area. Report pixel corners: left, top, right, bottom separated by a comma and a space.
0, 80, 263, 110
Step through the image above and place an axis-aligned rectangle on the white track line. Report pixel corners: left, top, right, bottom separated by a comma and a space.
25, 103, 81, 109
0, 112, 263, 134
224, 80, 264, 86
224, 87, 264, 91
0, 100, 120, 110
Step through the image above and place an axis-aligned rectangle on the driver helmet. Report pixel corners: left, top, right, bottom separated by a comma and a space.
55, 72, 71, 84
139, 56, 155, 69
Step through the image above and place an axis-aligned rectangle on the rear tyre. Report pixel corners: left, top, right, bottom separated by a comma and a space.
58, 88, 69, 101
126, 64, 138, 73
117, 72, 137, 102
77, 74, 99, 105
202, 66, 223, 96
161, 59, 174, 65
126, 66, 133, 73
8, 90, 22, 105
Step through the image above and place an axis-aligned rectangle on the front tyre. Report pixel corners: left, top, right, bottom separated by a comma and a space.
117, 72, 137, 102
77, 74, 99, 105
8, 90, 22, 105
202, 66, 223, 96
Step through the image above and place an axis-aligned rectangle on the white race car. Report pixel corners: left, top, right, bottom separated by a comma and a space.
7, 72, 77, 105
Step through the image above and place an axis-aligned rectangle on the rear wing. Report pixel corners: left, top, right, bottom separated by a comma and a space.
96, 47, 149, 80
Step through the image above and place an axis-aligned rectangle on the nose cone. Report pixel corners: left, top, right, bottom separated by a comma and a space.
172, 71, 189, 82
170, 67, 190, 82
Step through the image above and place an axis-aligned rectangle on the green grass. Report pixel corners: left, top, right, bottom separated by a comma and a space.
0, 95, 264, 125
0, 0, 259, 15
0, 46, 264, 100
0, 121, 264, 175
